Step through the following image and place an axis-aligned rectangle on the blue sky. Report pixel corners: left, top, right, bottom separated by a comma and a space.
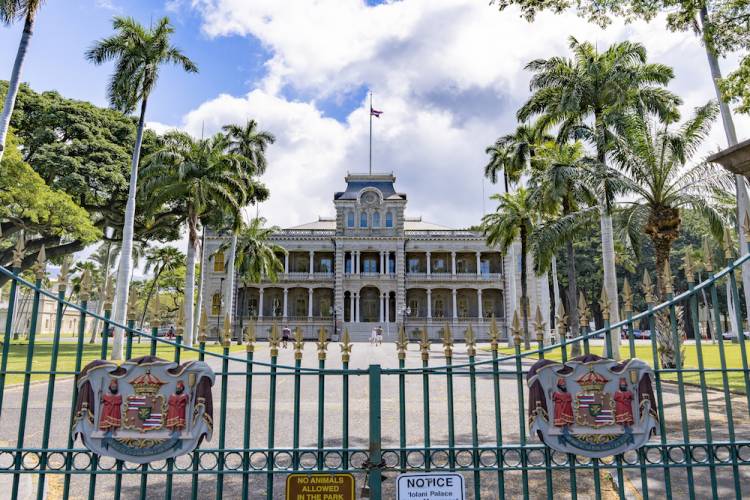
2, 0, 749, 232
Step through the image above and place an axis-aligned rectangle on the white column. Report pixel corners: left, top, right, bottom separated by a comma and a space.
258, 288, 264, 319
380, 293, 385, 322
477, 289, 483, 320
354, 251, 360, 275
357, 292, 362, 322
284, 253, 289, 274
308, 288, 313, 318
350, 292, 355, 322
451, 251, 456, 275
476, 251, 482, 276
380, 252, 385, 275
309, 250, 314, 275
283, 288, 288, 319
427, 289, 432, 320
426, 252, 431, 275
452, 289, 457, 321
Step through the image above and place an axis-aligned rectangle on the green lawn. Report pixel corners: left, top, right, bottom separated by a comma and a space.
0, 340, 249, 387
494, 342, 750, 394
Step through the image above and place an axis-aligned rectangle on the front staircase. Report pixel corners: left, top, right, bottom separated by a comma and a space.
344, 322, 397, 342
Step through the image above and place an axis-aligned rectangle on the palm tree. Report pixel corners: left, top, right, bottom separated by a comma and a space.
481, 188, 537, 348
86, 16, 198, 360
0, 0, 46, 163
140, 246, 185, 330
530, 142, 598, 354
223, 120, 276, 176
484, 124, 545, 194
141, 131, 248, 346
519, 37, 681, 355
612, 102, 729, 296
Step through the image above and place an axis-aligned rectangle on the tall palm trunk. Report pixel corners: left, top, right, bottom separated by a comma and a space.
224, 232, 238, 339
193, 226, 205, 340
140, 265, 164, 330
699, 7, 750, 330
183, 214, 198, 346
111, 97, 148, 360
0, 11, 35, 163
520, 228, 530, 349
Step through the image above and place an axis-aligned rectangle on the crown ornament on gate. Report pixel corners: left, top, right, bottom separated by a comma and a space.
130, 369, 167, 396
511, 310, 522, 347
317, 326, 329, 361
702, 238, 713, 273
488, 318, 500, 353
419, 327, 430, 361
293, 327, 304, 359
12, 237, 24, 268
642, 270, 655, 304
622, 278, 633, 313
577, 368, 608, 392
396, 325, 409, 360
533, 306, 545, 345
340, 329, 353, 363
244, 323, 256, 353
464, 324, 476, 357
578, 292, 590, 326
269, 323, 281, 357
442, 323, 454, 359
555, 303, 567, 344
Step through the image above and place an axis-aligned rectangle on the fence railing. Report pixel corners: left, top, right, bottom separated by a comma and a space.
0, 243, 749, 499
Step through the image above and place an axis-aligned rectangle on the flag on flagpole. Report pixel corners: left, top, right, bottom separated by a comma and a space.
370, 107, 383, 118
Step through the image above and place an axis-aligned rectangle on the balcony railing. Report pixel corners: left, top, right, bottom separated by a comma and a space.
405, 272, 502, 280
280, 272, 334, 281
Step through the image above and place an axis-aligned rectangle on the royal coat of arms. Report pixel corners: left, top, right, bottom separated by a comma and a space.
528, 354, 657, 458
73, 356, 214, 463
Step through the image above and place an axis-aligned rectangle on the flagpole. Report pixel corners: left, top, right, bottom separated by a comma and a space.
369, 91, 373, 175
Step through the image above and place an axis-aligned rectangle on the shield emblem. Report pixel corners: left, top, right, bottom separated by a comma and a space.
576, 392, 614, 427
125, 393, 165, 432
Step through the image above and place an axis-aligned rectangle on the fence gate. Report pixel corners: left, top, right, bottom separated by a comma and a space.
0, 249, 749, 499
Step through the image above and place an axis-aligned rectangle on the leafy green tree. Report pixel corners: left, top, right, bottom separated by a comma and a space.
87, 16, 198, 359
518, 37, 680, 353
140, 246, 186, 330
481, 188, 537, 348
141, 132, 249, 346
0, 0, 46, 163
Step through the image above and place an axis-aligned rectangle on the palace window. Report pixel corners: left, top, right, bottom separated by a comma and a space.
213, 250, 225, 273
480, 259, 490, 275
347, 211, 355, 228
212, 293, 221, 316
409, 299, 419, 316
408, 258, 420, 273
248, 298, 258, 317
319, 258, 332, 273
360, 212, 368, 228
483, 298, 493, 318
363, 258, 378, 273
385, 211, 393, 228
433, 258, 446, 272
372, 212, 381, 227
295, 298, 306, 317
458, 297, 468, 318
434, 298, 444, 318
457, 259, 466, 273
321, 298, 331, 317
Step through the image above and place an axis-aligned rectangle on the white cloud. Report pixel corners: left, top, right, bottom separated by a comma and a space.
173, 0, 750, 229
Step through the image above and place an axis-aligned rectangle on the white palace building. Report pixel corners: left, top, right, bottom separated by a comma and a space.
201, 172, 552, 341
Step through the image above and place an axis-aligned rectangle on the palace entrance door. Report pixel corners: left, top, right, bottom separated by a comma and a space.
360, 286, 380, 322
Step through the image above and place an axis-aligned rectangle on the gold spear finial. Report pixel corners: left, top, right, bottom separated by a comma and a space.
340, 328, 353, 363
150, 291, 161, 329
127, 286, 138, 321
293, 327, 304, 360
555, 302, 567, 343
419, 327, 430, 361
269, 322, 281, 357
578, 292, 590, 325
622, 278, 633, 313
79, 269, 92, 301
642, 270, 655, 304
465, 323, 476, 357
33, 245, 46, 280
663, 259, 674, 295
488, 317, 500, 353
58, 257, 71, 293
175, 301, 185, 337
511, 310, 522, 347
702, 238, 713, 273
599, 287, 611, 321
533, 305, 545, 344
442, 322, 454, 359
723, 228, 734, 260
317, 326, 329, 360
683, 250, 695, 284
244, 322, 256, 352
396, 324, 409, 360
12, 237, 24, 268
198, 307, 208, 343
103, 275, 115, 310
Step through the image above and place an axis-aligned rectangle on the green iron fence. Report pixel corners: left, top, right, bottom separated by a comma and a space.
0, 242, 749, 499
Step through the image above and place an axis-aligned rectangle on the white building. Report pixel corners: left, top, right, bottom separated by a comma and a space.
201, 172, 551, 341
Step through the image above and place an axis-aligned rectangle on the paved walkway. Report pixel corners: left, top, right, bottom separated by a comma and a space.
0, 342, 747, 499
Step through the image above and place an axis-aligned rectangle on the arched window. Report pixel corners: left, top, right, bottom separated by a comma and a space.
213, 250, 225, 273
372, 212, 381, 227
212, 293, 222, 316
360, 212, 368, 228
385, 211, 393, 228
347, 211, 354, 227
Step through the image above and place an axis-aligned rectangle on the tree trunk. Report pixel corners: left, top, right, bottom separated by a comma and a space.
192, 226, 205, 341
520, 228, 530, 349
224, 232, 238, 339
183, 218, 198, 346
87, 287, 105, 344
699, 6, 750, 330
0, 12, 35, 163
140, 266, 163, 330
566, 237, 581, 356
110, 97, 148, 360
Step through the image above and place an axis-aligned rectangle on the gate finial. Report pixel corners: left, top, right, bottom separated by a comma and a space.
222, 314, 232, 347
622, 278, 633, 313
198, 307, 208, 343
663, 260, 674, 294
723, 228, 734, 260
12, 237, 24, 268
488, 318, 500, 352
127, 287, 138, 321
340, 328, 352, 363
317, 326, 329, 360
578, 292, 590, 326
511, 310, 521, 347
151, 291, 161, 329
396, 324, 408, 360
269, 322, 281, 356
533, 305, 545, 344
244, 323, 256, 353
465, 324, 476, 357
683, 250, 695, 284
442, 322, 454, 359
103, 276, 115, 311
702, 238, 713, 273
293, 327, 304, 359
555, 303, 567, 343
34, 245, 47, 280
599, 287, 610, 321
642, 270, 655, 304
175, 301, 184, 338
419, 327, 430, 361
79, 269, 92, 302
58, 257, 71, 293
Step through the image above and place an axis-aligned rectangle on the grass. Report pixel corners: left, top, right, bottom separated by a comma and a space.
0, 339, 249, 387
494, 342, 750, 394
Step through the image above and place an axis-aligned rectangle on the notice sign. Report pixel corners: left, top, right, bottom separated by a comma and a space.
397, 473, 465, 499
285, 473, 355, 500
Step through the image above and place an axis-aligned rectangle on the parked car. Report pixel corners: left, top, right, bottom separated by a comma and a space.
621, 329, 650, 340
721, 331, 750, 341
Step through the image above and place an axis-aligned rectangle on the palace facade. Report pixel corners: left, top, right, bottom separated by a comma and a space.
201, 172, 551, 341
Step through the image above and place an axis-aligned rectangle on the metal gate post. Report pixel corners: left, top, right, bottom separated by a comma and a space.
368, 364, 383, 499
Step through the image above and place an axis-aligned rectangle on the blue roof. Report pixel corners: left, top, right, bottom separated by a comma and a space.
334, 174, 406, 200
